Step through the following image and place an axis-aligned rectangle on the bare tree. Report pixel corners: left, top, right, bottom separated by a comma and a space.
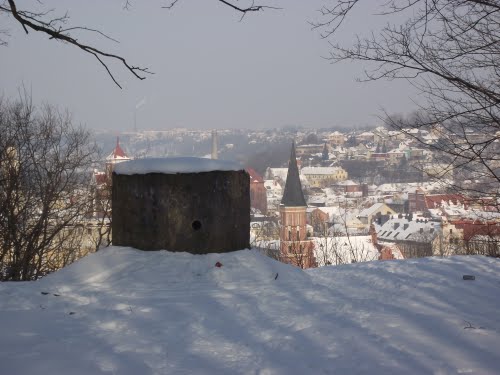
90, 179, 112, 252
250, 216, 280, 255
249, 217, 315, 268
315, 209, 378, 266
0, 95, 98, 280
312, 1, 500, 205
0, 0, 278, 88
456, 221, 500, 257
0, 28, 8, 46
315, 234, 378, 266
280, 237, 316, 269
464, 235, 500, 257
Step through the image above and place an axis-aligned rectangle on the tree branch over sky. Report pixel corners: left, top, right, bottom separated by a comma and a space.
0, 0, 276, 88
312, 0, 500, 203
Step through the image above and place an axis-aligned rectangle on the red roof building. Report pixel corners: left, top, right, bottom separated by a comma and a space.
450, 220, 500, 242
279, 143, 316, 269
106, 137, 131, 177
425, 194, 467, 209
246, 168, 267, 215
107, 137, 129, 161
408, 191, 467, 212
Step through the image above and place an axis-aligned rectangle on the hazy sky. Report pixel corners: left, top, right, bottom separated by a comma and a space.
0, 0, 419, 131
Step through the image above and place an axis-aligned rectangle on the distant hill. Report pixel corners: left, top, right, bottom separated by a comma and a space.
93, 129, 296, 172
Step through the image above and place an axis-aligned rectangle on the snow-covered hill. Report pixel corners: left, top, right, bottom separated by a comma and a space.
1, 247, 499, 374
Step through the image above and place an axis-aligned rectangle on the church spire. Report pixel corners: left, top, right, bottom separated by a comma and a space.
114, 137, 126, 158
281, 142, 306, 207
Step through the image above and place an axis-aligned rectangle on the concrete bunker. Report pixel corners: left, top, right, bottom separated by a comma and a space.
112, 157, 250, 253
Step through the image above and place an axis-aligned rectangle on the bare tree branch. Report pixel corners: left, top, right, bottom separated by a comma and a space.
313, 0, 500, 205
162, 0, 180, 9
1, 0, 151, 88
1, 0, 277, 88
217, 0, 281, 13
0, 29, 8, 46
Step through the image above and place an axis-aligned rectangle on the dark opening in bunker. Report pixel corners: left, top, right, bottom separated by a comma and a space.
192, 220, 202, 231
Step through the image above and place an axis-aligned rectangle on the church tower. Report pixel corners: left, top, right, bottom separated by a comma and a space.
279, 143, 316, 268
105, 137, 131, 178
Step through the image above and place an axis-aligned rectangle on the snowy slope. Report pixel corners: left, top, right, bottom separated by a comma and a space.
0, 247, 499, 374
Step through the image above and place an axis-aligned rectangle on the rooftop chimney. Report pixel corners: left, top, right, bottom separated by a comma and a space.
211, 130, 218, 160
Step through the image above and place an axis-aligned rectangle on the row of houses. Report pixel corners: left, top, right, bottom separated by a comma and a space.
252, 159, 500, 267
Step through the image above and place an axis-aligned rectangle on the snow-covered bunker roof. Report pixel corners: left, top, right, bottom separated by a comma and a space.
113, 157, 242, 175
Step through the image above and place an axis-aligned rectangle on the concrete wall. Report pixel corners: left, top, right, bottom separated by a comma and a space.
112, 170, 250, 253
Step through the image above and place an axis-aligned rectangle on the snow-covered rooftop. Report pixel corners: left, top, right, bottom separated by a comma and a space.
307, 195, 326, 204
334, 179, 358, 186
301, 166, 344, 175
439, 203, 500, 221
377, 216, 440, 243
263, 179, 282, 191
359, 202, 387, 217
266, 167, 288, 181
308, 206, 343, 218
113, 157, 242, 175
358, 131, 374, 136
106, 137, 131, 162
375, 181, 449, 195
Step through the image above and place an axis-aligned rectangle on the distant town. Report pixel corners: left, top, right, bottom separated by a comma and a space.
93, 124, 500, 269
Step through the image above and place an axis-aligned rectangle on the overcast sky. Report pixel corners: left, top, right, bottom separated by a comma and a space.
0, 0, 419, 131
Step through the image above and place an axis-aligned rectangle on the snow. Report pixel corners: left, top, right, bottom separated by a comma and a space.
312, 235, 379, 266
440, 203, 500, 221
264, 179, 282, 193
113, 157, 242, 175
377, 216, 440, 243
334, 179, 358, 186
1, 248, 500, 374
301, 167, 344, 175
311, 206, 342, 217
359, 202, 388, 217
266, 167, 288, 181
